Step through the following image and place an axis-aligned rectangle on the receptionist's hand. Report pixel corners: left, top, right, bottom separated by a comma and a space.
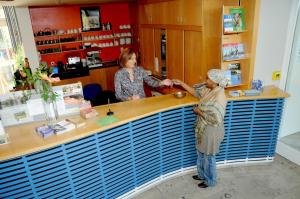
131, 95, 140, 100
161, 79, 173, 86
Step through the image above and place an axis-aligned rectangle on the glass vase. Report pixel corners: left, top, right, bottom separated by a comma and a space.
43, 100, 59, 125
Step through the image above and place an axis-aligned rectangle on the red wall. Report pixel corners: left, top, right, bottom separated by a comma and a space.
29, 3, 135, 66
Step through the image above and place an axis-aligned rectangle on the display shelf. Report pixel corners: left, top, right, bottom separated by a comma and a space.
59, 41, 83, 45
82, 38, 114, 42
61, 49, 83, 53
221, 3, 255, 89
36, 43, 60, 47
40, 51, 62, 55
222, 56, 249, 62
29, 3, 135, 67
226, 83, 246, 88
116, 35, 133, 38
35, 29, 133, 55
223, 30, 248, 35
34, 35, 59, 39
81, 29, 113, 34
39, 44, 132, 55
34, 33, 81, 39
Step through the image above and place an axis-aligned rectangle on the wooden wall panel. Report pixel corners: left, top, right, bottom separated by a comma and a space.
105, 66, 120, 91
166, 29, 184, 80
89, 68, 108, 90
140, 28, 155, 70
53, 66, 120, 91
202, 0, 223, 71
184, 31, 204, 86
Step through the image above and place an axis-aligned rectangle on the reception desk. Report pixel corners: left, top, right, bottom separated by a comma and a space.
0, 86, 288, 198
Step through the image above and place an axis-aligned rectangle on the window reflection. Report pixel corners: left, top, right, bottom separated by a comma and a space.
0, 6, 15, 94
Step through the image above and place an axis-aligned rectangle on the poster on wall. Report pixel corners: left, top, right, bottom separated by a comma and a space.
80, 7, 101, 31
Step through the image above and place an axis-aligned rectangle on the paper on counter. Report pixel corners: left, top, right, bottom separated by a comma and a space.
96, 116, 119, 126
27, 98, 44, 116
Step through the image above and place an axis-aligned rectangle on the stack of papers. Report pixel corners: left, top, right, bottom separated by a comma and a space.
52, 120, 76, 135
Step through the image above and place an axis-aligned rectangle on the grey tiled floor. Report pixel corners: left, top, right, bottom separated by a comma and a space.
133, 155, 300, 199
281, 132, 300, 151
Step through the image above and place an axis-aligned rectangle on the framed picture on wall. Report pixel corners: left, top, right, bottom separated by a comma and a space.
80, 7, 101, 31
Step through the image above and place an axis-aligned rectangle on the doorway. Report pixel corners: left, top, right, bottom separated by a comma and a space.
277, 2, 300, 165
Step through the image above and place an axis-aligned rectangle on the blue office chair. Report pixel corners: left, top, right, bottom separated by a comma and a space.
83, 83, 102, 106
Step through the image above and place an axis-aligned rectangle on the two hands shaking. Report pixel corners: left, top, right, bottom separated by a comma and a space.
128, 79, 182, 101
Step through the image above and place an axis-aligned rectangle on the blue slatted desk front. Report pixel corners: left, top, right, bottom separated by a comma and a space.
0, 87, 287, 198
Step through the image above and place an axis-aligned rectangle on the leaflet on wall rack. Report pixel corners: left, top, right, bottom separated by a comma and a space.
223, 14, 234, 33
229, 7, 246, 31
222, 43, 245, 61
226, 62, 242, 85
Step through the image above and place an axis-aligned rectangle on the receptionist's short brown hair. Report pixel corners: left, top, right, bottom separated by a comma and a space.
119, 48, 136, 67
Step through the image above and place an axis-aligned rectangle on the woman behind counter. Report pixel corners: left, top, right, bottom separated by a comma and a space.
114, 48, 173, 101
173, 69, 228, 188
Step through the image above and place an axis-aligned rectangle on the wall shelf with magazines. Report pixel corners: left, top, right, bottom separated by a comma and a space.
221, 3, 258, 90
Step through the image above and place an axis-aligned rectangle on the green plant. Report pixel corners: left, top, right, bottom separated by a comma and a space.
13, 46, 25, 71
16, 63, 59, 103
32, 64, 59, 102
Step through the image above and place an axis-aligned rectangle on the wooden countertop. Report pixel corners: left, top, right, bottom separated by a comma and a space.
226, 85, 289, 100
0, 86, 288, 161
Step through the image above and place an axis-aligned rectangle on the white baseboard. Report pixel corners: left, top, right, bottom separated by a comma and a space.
276, 140, 300, 166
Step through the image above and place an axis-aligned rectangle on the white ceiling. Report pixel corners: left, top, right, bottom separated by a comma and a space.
0, 0, 135, 7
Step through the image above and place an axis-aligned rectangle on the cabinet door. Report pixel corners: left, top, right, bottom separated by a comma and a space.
153, 29, 163, 76
166, 29, 184, 80
184, 30, 204, 86
140, 2, 171, 25
179, 0, 203, 26
152, 2, 168, 24
140, 28, 155, 71
139, 4, 153, 24
140, 0, 202, 26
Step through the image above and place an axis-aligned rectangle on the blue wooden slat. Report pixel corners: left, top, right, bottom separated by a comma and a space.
36, 182, 69, 197
34, 173, 69, 189
76, 183, 104, 198
132, 119, 159, 130
132, 114, 158, 125
36, 182, 71, 198
65, 135, 95, 149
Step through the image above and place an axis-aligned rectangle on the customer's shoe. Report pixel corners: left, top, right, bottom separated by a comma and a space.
192, 175, 204, 181
198, 182, 208, 188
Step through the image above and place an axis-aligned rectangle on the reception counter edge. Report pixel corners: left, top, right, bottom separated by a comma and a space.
0, 85, 288, 161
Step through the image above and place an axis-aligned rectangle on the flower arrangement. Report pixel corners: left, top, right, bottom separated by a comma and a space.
33, 64, 61, 122
32, 64, 60, 102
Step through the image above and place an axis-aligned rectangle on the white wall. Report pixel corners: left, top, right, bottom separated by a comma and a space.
15, 7, 39, 71
254, 0, 294, 88
255, 0, 300, 138
279, 2, 300, 138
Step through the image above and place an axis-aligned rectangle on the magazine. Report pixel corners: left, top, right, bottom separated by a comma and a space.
223, 14, 234, 33
222, 43, 245, 61
229, 7, 245, 31
52, 119, 76, 135
228, 63, 242, 85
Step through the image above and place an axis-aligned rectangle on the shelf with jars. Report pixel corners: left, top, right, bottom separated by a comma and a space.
34, 28, 133, 55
